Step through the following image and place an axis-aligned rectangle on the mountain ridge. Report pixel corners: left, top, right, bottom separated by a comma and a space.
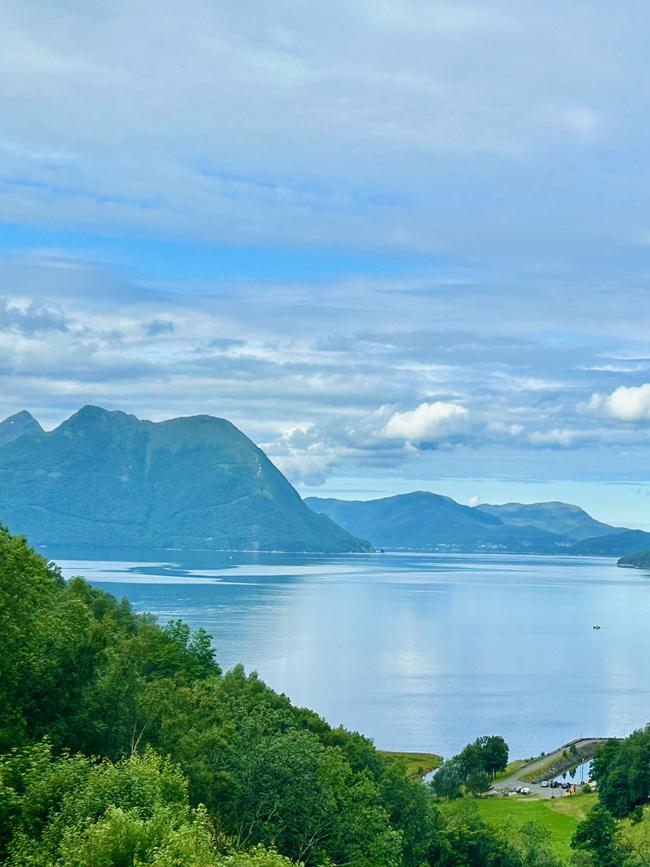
476, 500, 621, 540
305, 492, 650, 556
0, 406, 371, 553
305, 492, 572, 553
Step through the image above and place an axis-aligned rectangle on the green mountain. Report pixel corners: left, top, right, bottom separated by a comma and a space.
305, 491, 571, 553
618, 548, 650, 569
305, 492, 650, 556
476, 500, 619, 541
571, 530, 650, 557
0, 405, 371, 553
0, 410, 42, 446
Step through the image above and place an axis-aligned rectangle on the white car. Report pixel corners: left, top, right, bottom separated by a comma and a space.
540, 781, 549, 788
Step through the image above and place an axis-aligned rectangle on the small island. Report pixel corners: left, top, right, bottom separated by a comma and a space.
618, 548, 650, 569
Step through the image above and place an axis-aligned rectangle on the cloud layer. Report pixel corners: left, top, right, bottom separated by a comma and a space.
1, 2, 650, 507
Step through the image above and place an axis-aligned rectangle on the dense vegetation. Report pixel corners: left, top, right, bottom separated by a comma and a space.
0, 406, 371, 552
590, 729, 650, 819
0, 526, 575, 866
430, 737, 509, 799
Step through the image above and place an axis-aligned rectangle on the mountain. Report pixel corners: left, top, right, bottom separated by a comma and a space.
305, 492, 650, 556
570, 530, 650, 557
618, 548, 650, 569
476, 501, 620, 541
0, 406, 371, 553
304, 491, 571, 553
0, 410, 42, 446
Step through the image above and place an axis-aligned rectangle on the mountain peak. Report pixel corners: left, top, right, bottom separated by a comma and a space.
58, 405, 140, 432
0, 410, 43, 446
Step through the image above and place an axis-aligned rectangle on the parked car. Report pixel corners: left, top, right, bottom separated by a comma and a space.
540, 780, 549, 788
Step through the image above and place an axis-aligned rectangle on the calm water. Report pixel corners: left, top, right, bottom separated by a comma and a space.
46, 548, 650, 759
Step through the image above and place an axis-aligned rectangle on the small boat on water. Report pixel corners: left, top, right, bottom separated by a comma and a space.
592, 625, 601, 630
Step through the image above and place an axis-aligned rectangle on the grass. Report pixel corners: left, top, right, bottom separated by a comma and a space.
378, 750, 442, 780
468, 793, 598, 859
494, 758, 528, 781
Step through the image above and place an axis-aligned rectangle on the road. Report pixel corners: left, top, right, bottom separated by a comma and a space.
494, 738, 607, 799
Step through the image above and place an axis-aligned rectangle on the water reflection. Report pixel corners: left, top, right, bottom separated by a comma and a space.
47, 548, 650, 759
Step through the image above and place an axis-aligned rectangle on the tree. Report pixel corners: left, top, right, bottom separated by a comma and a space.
479, 735, 509, 778
571, 804, 631, 867
591, 730, 650, 818
432, 735, 509, 798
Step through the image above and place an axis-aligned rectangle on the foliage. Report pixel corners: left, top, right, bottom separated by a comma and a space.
571, 804, 632, 866
591, 730, 650, 818
430, 736, 509, 798
0, 745, 297, 867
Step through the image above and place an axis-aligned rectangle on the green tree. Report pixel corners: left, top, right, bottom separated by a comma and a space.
591, 730, 650, 818
571, 804, 631, 867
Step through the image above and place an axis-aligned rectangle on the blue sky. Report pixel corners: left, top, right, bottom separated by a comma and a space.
2, 0, 650, 527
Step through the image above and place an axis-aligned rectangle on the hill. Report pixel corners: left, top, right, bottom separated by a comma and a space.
476, 500, 620, 541
569, 530, 650, 556
304, 492, 571, 553
618, 548, 650, 569
0, 405, 371, 553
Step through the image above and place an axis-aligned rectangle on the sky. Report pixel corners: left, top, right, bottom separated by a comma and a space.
2, 1, 650, 527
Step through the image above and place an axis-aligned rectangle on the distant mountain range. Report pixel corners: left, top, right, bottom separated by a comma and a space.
0, 407, 371, 553
305, 492, 650, 557
475, 501, 620, 541
3, 405, 647, 558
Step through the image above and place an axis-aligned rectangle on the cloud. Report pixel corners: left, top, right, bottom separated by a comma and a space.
271, 425, 339, 486
591, 383, 650, 422
527, 428, 578, 448
0, 298, 69, 335
144, 319, 175, 337
382, 401, 469, 446
1, 0, 649, 265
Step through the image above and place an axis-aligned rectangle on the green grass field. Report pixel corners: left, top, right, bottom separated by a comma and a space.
441, 793, 598, 860
441, 791, 650, 862
378, 750, 442, 780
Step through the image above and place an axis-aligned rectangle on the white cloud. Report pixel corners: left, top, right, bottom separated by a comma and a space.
596, 383, 650, 422
527, 428, 577, 448
487, 420, 525, 437
273, 451, 334, 487
382, 401, 469, 444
